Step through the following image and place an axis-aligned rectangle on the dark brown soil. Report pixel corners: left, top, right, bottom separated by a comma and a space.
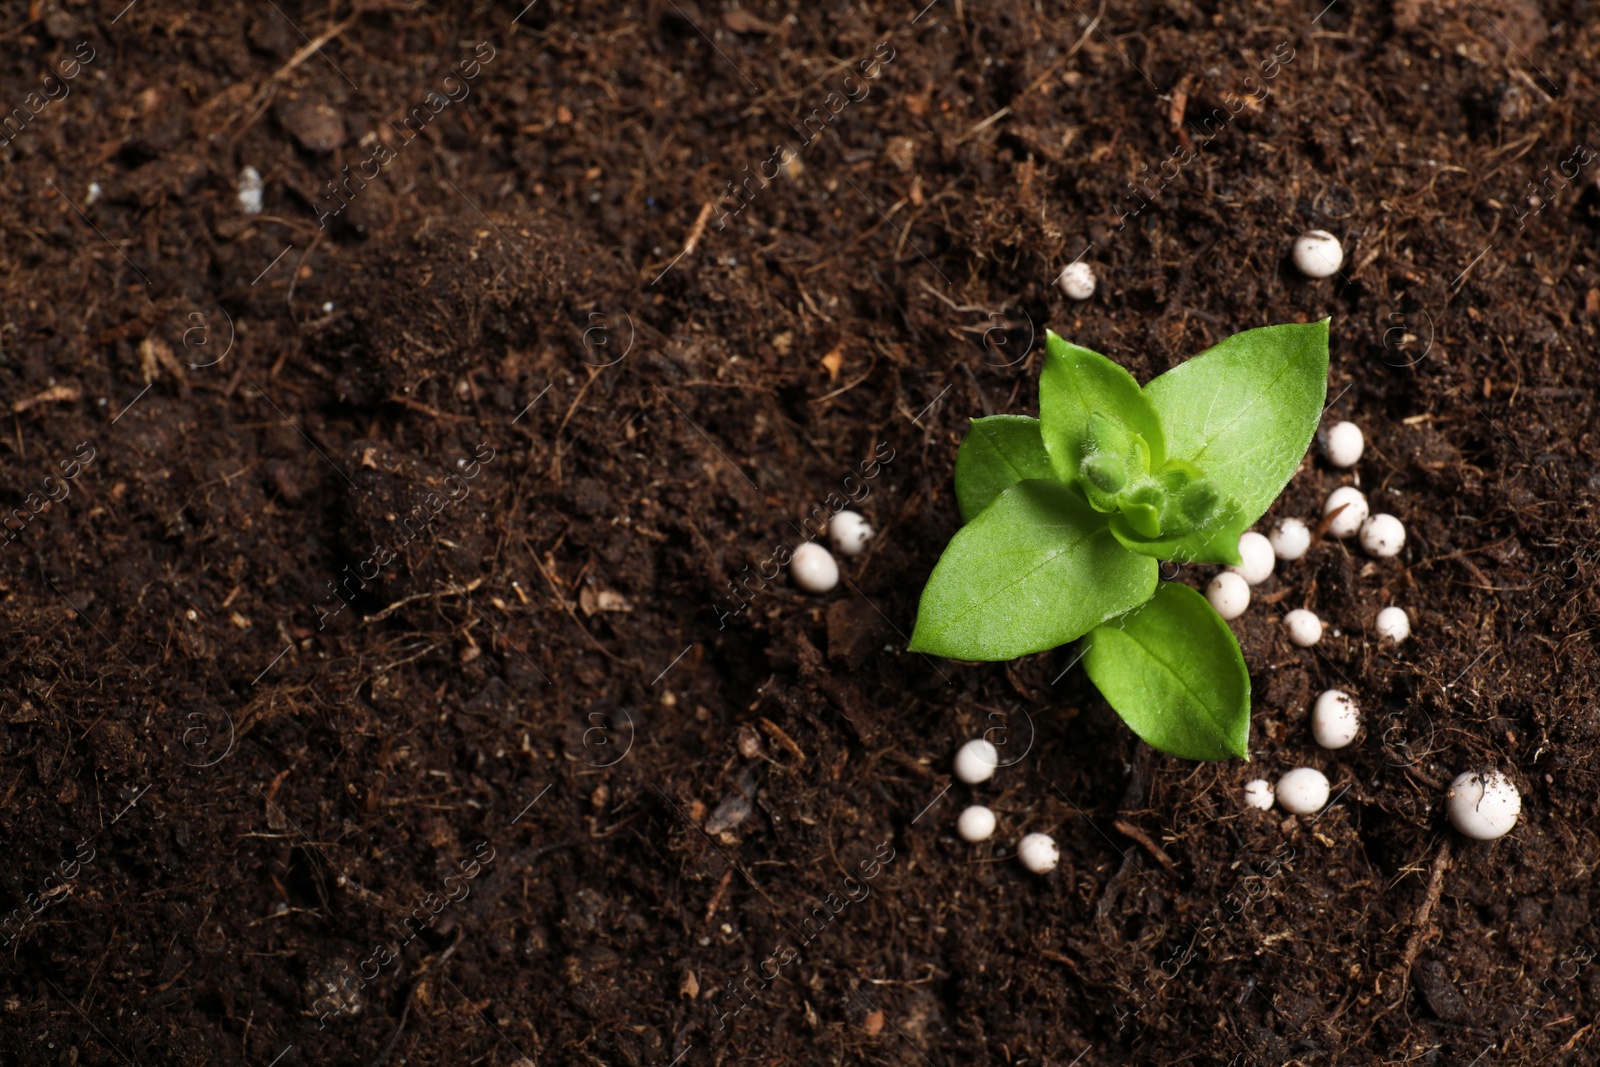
3, 1, 1599, 1064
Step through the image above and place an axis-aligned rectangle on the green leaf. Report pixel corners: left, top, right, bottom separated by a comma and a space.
1039, 331, 1166, 486
1142, 320, 1330, 528
1082, 582, 1251, 760
953, 415, 1056, 522
909, 480, 1158, 661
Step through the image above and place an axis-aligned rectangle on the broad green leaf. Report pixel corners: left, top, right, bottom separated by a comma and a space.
953, 415, 1055, 522
1142, 320, 1329, 528
1039, 331, 1166, 486
1082, 581, 1251, 760
909, 480, 1157, 661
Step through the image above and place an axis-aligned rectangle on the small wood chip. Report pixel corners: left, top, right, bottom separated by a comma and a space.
1112, 819, 1180, 877
1168, 73, 1192, 131
144, 335, 187, 382
723, 8, 778, 32
13, 383, 82, 413
578, 585, 633, 616
759, 716, 806, 762
863, 1010, 884, 1036
820, 343, 845, 382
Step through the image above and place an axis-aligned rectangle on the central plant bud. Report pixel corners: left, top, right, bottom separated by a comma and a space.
1080, 452, 1127, 494
1081, 444, 1227, 541
1078, 413, 1153, 514
1117, 483, 1166, 538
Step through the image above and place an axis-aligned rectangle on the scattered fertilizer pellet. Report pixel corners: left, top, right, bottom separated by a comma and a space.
1284, 608, 1323, 647
1017, 832, 1060, 874
957, 805, 996, 842
1446, 770, 1521, 841
1292, 230, 1344, 279
1311, 689, 1360, 749
1376, 605, 1410, 644
1206, 572, 1250, 621
238, 166, 265, 215
1269, 518, 1311, 561
789, 542, 839, 593
1359, 513, 1406, 558
1057, 261, 1096, 300
829, 510, 874, 557
1320, 420, 1364, 468
953, 738, 999, 784
1229, 531, 1276, 585
1243, 779, 1275, 811
1323, 486, 1369, 538
1275, 767, 1330, 815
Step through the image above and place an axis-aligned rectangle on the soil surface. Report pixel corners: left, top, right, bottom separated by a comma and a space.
3, 1, 1600, 1064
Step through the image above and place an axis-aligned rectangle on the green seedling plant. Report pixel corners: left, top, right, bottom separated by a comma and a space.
909, 321, 1330, 760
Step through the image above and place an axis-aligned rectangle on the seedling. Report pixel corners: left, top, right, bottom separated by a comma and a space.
908, 321, 1331, 760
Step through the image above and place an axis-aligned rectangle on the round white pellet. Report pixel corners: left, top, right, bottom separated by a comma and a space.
1311, 689, 1360, 749
1292, 230, 1344, 279
1243, 779, 1275, 811
1323, 486, 1369, 538
1016, 832, 1059, 874
829, 509, 874, 557
1206, 572, 1250, 621
957, 805, 996, 842
1057, 261, 1096, 300
789, 542, 839, 593
1275, 767, 1330, 815
1359, 513, 1406, 559
1376, 605, 1411, 644
1228, 531, 1276, 585
1284, 608, 1323, 647
953, 739, 999, 784
1446, 770, 1521, 841
1269, 518, 1311, 562
1320, 420, 1364, 468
